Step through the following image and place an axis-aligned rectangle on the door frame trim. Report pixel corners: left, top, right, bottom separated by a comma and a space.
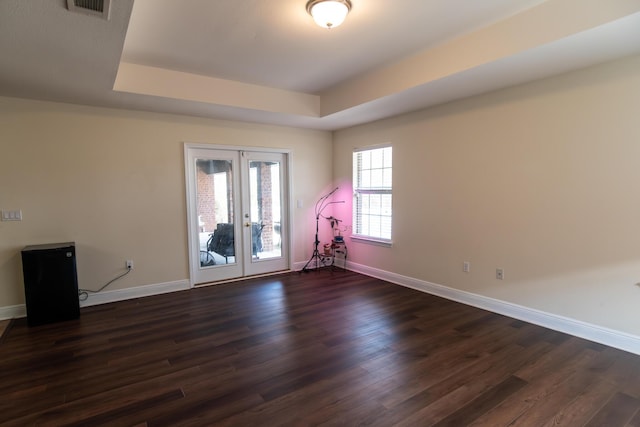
183, 142, 293, 288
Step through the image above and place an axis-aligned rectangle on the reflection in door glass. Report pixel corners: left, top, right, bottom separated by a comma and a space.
249, 161, 281, 260
195, 159, 235, 267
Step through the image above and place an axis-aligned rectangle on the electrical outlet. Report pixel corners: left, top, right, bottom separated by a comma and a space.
126, 260, 134, 269
496, 268, 504, 280
463, 261, 470, 273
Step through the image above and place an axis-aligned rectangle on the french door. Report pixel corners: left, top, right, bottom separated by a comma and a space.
185, 145, 289, 285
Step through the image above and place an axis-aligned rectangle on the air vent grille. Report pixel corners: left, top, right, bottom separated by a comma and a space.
75, 0, 103, 12
66, 0, 111, 20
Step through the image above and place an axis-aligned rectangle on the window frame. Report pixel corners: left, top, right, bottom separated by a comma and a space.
352, 145, 393, 246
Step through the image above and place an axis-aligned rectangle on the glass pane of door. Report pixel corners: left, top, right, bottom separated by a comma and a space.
248, 160, 282, 261
196, 158, 237, 267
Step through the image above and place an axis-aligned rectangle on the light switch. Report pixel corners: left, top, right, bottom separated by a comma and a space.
1, 210, 22, 221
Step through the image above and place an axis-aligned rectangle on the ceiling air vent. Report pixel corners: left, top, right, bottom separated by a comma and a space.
66, 0, 111, 20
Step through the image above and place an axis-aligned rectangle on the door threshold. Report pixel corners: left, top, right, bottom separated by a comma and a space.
194, 269, 292, 287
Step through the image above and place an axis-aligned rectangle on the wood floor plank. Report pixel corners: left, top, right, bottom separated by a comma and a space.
1, 367, 200, 426
427, 375, 528, 427
215, 365, 378, 426
541, 378, 619, 427
373, 341, 551, 426
585, 392, 640, 426
468, 345, 607, 426
2, 270, 640, 425
626, 407, 640, 426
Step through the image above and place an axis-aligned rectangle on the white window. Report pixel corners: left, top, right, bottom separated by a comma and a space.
353, 146, 392, 243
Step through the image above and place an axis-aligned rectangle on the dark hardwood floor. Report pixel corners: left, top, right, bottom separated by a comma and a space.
2, 270, 640, 426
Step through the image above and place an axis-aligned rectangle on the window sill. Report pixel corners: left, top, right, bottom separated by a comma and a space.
350, 235, 393, 247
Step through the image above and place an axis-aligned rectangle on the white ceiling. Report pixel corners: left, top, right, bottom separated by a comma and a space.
1, 0, 640, 131
122, 0, 547, 93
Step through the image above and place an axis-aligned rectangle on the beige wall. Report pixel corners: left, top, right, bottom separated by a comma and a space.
333, 54, 640, 336
0, 98, 332, 307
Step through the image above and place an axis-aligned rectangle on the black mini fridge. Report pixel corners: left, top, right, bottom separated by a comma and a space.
21, 242, 80, 326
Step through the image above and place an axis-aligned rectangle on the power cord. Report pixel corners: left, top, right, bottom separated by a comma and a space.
78, 265, 132, 302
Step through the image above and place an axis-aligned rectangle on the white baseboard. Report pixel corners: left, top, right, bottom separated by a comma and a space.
0, 304, 26, 320
347, 261, 640, 356
0, 279, 191, 319
293, 261, 307, 271
293, 258, 347, 271
79, 279, 190, 307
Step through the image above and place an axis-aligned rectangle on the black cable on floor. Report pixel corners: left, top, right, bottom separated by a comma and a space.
78, 266, 132, 302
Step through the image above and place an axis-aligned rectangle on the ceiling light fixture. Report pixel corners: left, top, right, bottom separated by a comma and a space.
306, 0, 352, 29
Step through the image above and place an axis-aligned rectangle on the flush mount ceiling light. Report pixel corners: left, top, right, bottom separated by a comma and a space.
306, 0, 352, 29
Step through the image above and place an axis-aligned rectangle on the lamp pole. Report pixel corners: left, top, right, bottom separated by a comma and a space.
301, 188, 344, 272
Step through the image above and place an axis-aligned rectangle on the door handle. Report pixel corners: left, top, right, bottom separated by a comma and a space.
245, 222, 251, 227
